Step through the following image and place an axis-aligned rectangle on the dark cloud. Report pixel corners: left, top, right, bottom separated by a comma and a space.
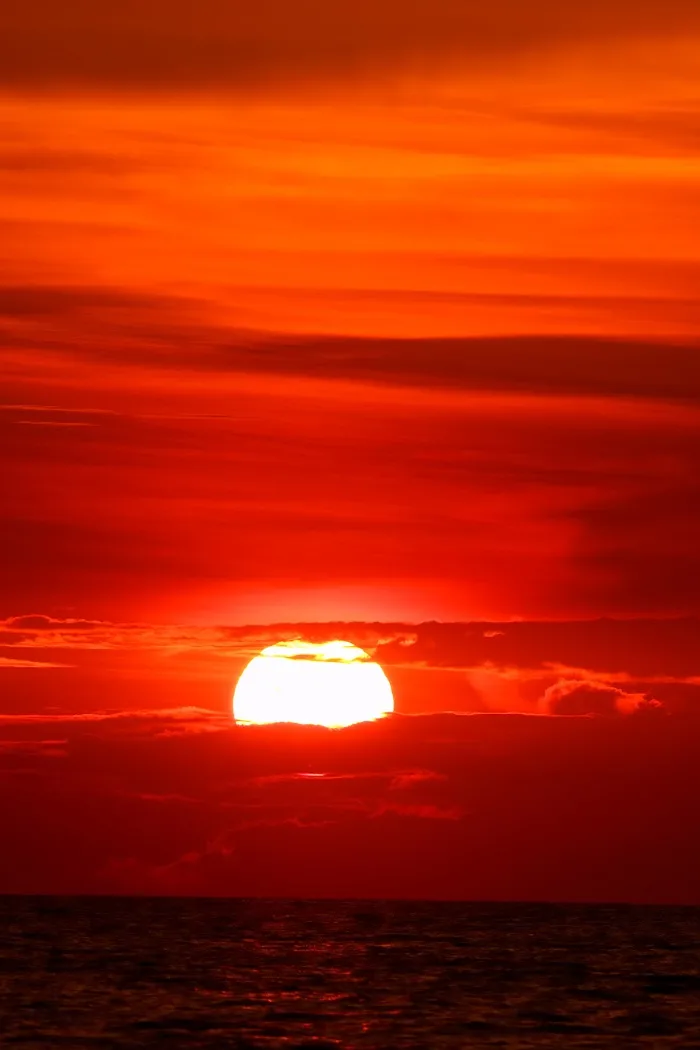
4, 614, 103, 631
374, 618, 700, 681
0, 285, 181, 319
0, 149, 134, 175
2, 615, 700, 686
0, 707, 230, 738
1, 709, 699, 900
541, 679, 663, 717
1, 0, 698, 90
3, 294, 700, 401
0, 656, 70, 668
2, 327, 700, 623
209, 333, 700, 404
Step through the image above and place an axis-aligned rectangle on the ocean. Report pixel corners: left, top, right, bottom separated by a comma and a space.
2, 897, 700, 1047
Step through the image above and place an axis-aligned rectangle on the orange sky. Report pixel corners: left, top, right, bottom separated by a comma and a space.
1, 0, 700, 899
1, 3, 700, 339
1, 0, 699, 622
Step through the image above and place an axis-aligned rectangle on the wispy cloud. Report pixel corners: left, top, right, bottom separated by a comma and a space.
0, 656, 72, 669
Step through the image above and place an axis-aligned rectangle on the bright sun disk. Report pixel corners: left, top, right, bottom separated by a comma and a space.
233, 640, 393, 728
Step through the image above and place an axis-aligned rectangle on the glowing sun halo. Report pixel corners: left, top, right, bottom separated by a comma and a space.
233, 640, 394, 728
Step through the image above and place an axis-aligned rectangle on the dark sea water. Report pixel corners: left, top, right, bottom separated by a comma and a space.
2, 898, 700, 1048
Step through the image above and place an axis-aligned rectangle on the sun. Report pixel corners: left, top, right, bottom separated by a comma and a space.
233, 640, 393, 728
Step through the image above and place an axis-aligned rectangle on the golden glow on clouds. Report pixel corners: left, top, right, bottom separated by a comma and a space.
233, 640, 394, 727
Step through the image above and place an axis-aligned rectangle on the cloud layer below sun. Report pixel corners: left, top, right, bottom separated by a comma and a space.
0, 703, 697, 900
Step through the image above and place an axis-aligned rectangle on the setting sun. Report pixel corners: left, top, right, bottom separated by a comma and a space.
233, 640, 394, 728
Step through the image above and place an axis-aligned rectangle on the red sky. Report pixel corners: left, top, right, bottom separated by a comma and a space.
1, 0, 700, 901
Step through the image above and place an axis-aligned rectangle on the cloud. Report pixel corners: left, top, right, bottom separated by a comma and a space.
0, 739, 67, 754
372, 801, 462, 820
0, 656, 72, 668
119, 791, 202, 805
0, 706, 230, 736
251, 769, 439, 787
1, 0, 698, 90
0, 286, 174, 319
1, 709, 699, 899
541, 678, 664, 717
4, 309, 700, 403
389, 769, 447, 790
374, 619, 700, 681
3, 617, 700, 719
533, 108, 700, 155
3, 613, 700, 675
4, 327, 700, 625
15, 421, 97, 428
201, 333, 700, 404
0, 148, 146, 176
4, 614, 104, 631
0, 614, 268, 654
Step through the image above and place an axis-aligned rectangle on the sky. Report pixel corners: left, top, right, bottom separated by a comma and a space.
1, 1, 700, 901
